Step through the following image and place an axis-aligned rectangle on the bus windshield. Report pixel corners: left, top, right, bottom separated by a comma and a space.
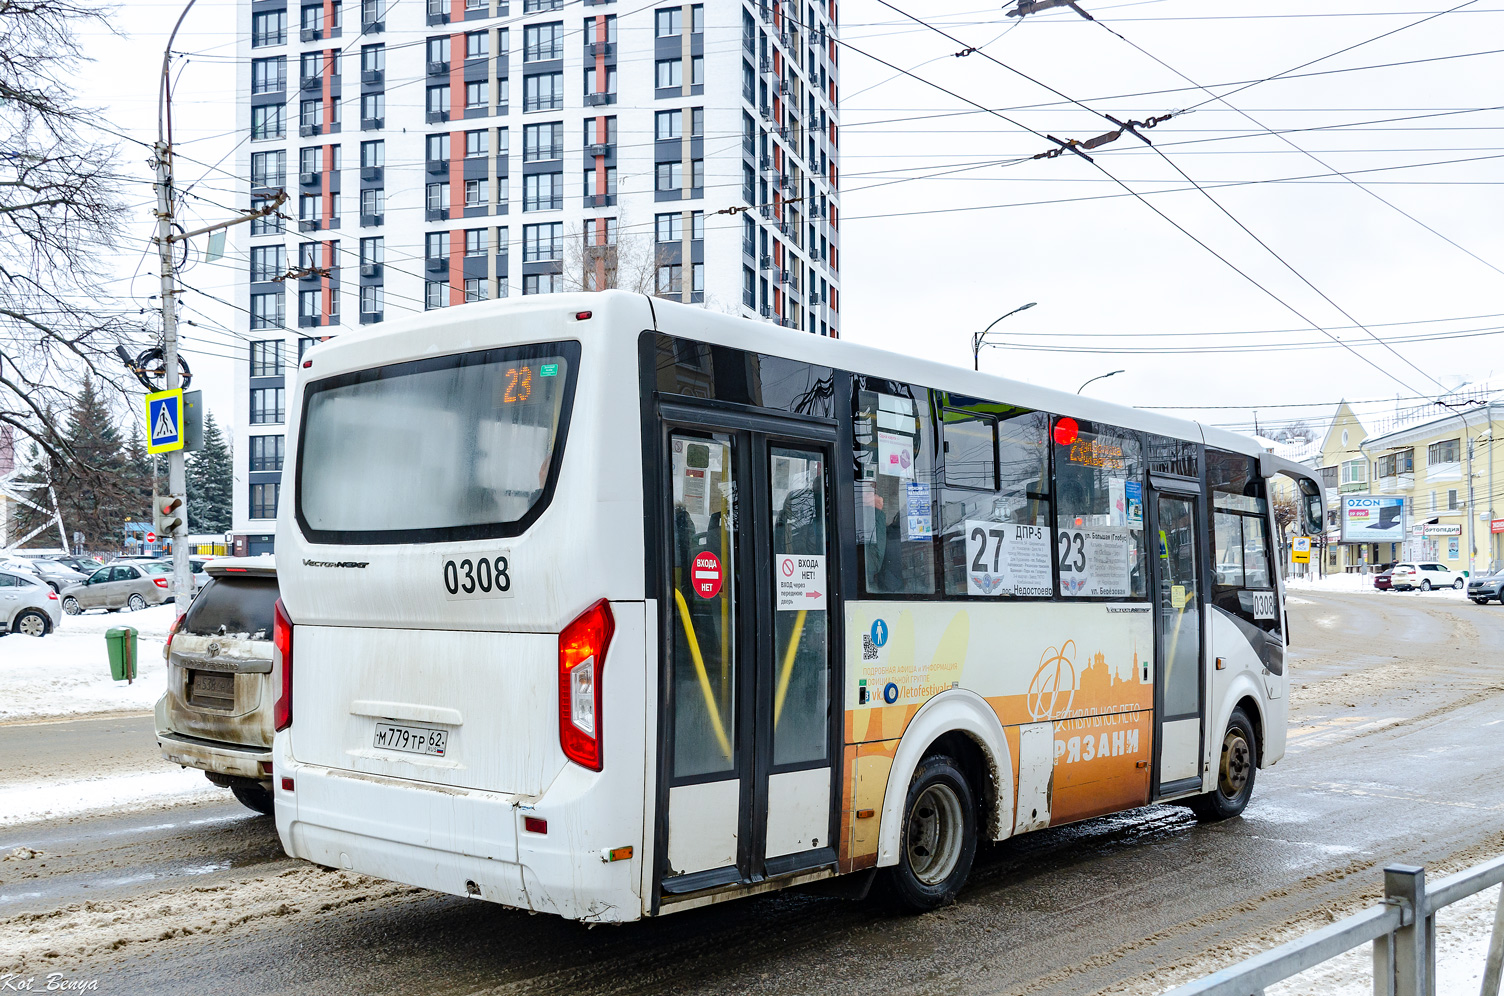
296, 343, 578, 542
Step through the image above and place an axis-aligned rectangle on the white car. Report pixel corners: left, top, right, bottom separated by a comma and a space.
0, 569, 62, 636
1390, 562, 1466, 591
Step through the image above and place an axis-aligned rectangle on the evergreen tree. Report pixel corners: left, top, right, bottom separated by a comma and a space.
123, 423, 158, 524
186, 411, 233, 534
16, 373, 133, 550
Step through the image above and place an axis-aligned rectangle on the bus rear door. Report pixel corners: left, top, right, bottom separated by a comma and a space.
1149, 487, 1207, 798
653, 404, 841, 903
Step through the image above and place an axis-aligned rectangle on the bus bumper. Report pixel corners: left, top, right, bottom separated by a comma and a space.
272, 735, 646, 923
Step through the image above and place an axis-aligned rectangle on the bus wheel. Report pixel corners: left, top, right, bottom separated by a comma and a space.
1189, 707, 1258, 823
888, 754, 977, 912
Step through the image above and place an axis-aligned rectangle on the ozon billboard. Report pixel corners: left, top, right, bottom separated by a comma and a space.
1340, 495, 1405, 543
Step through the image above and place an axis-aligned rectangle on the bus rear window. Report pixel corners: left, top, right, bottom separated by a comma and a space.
296, 343, 579, 543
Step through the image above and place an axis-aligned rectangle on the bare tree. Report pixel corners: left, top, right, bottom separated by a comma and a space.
1, 1, 134, 467
562, 217, 673, 296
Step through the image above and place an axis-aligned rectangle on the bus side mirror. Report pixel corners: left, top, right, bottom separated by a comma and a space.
1298, 480, 1323, 535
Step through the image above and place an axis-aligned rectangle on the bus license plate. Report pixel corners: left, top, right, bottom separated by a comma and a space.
373, 722, 448, 756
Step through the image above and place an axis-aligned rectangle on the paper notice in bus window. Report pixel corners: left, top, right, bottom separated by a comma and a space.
965, 521, 1052, 596
877, 431, 914, 479
775, 554, 826, 611
876, 393, 915, 415
1059, 528, 1131, 597
903, 482, 932, 540
682, 467, 707, 516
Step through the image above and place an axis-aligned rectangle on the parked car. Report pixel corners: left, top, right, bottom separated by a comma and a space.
0, 556, 43, 578
155, 557, 279, 815
1467, 570, 1504, 604
46, 555, 105, 575
24, 559, 88, 594
59, 560, 175, 614
0, 570, 62, 636
1373, 567, 1394, 591
1389, 562, 1467, 591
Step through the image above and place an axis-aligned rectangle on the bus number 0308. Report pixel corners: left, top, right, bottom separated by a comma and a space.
441, 553, 515, 600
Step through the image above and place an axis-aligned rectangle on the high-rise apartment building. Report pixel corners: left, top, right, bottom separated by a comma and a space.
229, 0, 842, 552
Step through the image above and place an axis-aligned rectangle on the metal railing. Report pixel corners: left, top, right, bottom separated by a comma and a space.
1165, 858, 1504, 996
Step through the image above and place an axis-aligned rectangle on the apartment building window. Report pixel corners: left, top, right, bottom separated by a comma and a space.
299, 146, 323, 175
299, 99, 321, 128
466, 80, 489, 109
465, 229, 488, 255
1448, 488, 1460, 510
743, 265, 756, 307
250, 482, 280, 520
425, 232, 448, 261
690, 106, 705, 137
361, 43, 385, 74
252, 10, 286, 47
250, 387, 286, 425
249, 436, 285, 473
251, 197, 284, 235
655, 109, 682, 141
360, 188, 385, 216
298, 336, 319, 360
584, 66, 617, 97
250, 246, 285, 283
523, 72, 563, 112
523, 222, 563, 261
299, 289, 320, 321
249, 340, 285, 377
466, 129, 489, 157
300, 193, 322, 220
361, 92, 385, 120
426, 182, 450, 210
251, 151, 286, 188
252, 57, 286, 93
523, 273, 562, 295
655, 213, 682, 243
655, 59, 682, 89
1341, 459, 1366, 486
1427, 438, 1461, 465
523, 173, 563, 211
691, 3, 703, 32
465, 178, 489, 207
583, 115, 617, 147
656, 263, 683, 295
301, 4, 324, 33
691, 55, 704, 87
583, 166, 616, 198
690, 210, 704, 240
523, 22, 563, 61
426, 134, 449, 164
250, 292, 285, 331
300, 51, 324, 84
360, 285, 384, 315
523, 0, 562, 11
427, 85, 451, 117
251, 104, 285, 140
360, 236, 383, 266
425, 281, 448, 309
1378, 448, 1415, 477
655, 7, 682, 35
361, 140, 384, 168
465, 278, 489, 302
655, 162, 682, 192
690, 158, 704, 190
498, 27, 511, 59
523, 122, 563, 161
497, 224, 512, 255
693, 262, 704, 294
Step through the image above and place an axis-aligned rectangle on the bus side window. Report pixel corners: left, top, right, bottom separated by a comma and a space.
1208, 449, 1278, 631
1053, 420, 1147, 599
853, 382, 936, 596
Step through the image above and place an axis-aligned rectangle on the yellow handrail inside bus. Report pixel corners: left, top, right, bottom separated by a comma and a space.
672, 588, 734, 760
719, 512, 730, 712
773, 609, 807, 727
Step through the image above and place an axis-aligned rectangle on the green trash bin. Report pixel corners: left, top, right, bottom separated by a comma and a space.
106, 626, 139, 683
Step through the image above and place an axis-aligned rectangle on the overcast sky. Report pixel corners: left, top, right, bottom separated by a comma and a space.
75, 0, 1504, 442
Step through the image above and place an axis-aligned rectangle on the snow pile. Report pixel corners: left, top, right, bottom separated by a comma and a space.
0, 767, 220, 828
1284, 572, 1469, 600
0, 603, 179, 721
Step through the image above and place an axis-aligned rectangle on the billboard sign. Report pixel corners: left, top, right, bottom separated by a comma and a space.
1341, 495, 1405, 543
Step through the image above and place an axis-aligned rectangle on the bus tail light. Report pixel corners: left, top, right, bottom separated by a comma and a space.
273, 598, 293, 731
559, 599, 614, 771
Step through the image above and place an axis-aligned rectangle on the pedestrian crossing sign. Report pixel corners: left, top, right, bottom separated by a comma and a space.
146, 388, 184, 454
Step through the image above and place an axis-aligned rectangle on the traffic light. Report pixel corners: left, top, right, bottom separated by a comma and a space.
155, 495, 184, 534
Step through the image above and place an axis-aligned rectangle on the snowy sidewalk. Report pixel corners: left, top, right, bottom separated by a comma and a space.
0, 602, 177, 722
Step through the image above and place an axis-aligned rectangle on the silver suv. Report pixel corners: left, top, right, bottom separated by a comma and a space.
155, 557, 279, 814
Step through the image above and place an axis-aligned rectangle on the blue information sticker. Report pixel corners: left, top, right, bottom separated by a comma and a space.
870, 618, 888, 648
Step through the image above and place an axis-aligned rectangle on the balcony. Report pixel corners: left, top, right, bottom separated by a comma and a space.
584, 41, 615, 58
759, 254, 771, 270
359, 212, 384, 227
760, 153, 774, 172
1378, 473, 1415, 494
585, 142, 611, 157
583, 193, 616, 208
361, 116, 384, 130
426, 110, 450, 124
360, 263, 383, 278
299, 123, 322, 137
299, 313, 320, 327
427, 11, 450, 25
360, 166, 382, 181
426, 207, 449, 221
362, 69, 384, 85
760, 56, 773, 74
583, 91, 614, 106
426, 257, 449, 273
298, 218, 321, 232
301, 74, 323, 91
426, 159, 450, 174
300, 27, 321, 42
361, 18, 384, 32
359, 311, 383, 324
759, 303, 772, 318
427, 60, 450, 76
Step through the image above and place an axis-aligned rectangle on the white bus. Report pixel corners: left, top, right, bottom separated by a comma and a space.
271, 291, 1324, 920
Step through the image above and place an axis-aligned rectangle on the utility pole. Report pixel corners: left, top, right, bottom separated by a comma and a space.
153, 137, 191, 604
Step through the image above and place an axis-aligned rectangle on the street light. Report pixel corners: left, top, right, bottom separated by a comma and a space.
1077, 369, 1125, 394
972, 302, 1037, 370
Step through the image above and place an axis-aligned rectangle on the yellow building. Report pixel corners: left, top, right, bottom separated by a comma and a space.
1360, 400, 1504, 575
